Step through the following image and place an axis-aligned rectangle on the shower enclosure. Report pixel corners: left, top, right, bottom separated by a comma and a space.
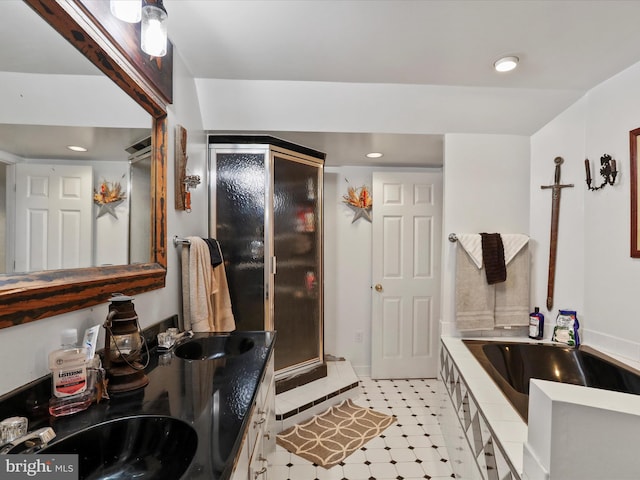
209, 136, 325, 384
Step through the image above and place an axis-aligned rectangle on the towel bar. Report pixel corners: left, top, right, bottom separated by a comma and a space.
173, 236, 191, 247
448, 233, 458, 243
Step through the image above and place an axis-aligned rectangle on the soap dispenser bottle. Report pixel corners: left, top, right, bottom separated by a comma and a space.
48, 328, 93, 417
528, 307, 544, 340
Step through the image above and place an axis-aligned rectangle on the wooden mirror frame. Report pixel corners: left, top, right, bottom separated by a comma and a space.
631, 128, 640, 257
0, 0, 168, 328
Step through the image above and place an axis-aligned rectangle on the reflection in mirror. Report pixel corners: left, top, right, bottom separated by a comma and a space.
0, 1, 151, 274
129, 145, 152, 265
0, 0, 168, 328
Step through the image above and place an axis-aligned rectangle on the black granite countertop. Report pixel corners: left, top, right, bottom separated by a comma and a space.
0, 330, 276, 480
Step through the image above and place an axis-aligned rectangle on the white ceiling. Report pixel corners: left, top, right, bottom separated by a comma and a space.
163, 0, 640, 166
164, 0, 640, 91
5, 1, 640, 166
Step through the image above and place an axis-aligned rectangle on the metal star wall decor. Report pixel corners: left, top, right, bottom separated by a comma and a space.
346, 203, 372, 223
96, 199, 124, 219
342, 180, 373, 223
94, 180, 126, 219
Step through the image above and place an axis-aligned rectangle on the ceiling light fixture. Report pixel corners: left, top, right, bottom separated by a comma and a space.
110, 0, 141, 23
141, 0, 168, 57
67, 145, 88, 152
494, 56, 519, 73
366, 152, 383, 159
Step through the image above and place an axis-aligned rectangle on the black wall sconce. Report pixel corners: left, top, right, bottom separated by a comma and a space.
585, 154, 618, 191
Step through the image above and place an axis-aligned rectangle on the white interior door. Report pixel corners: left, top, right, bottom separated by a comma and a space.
14, 164, 93, 272
371, 171, 442, 379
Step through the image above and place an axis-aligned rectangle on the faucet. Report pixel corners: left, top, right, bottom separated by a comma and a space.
0, 427, 56, 454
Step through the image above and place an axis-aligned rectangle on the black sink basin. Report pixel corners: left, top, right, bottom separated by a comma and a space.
174, 335, 255, 361
39, 415, 197, 479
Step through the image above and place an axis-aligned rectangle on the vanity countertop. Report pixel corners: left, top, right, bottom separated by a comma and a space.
0, 330, 276, 480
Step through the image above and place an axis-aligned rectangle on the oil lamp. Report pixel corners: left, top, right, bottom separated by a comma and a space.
103, 293, 149, 393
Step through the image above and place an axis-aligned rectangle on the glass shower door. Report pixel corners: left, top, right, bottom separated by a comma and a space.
214, 150, 267, 331
272, 153, 323, 373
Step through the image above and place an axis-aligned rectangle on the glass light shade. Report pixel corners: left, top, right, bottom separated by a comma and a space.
109, 332, 143, 362
110, 0, 142, 23
141, 2, 168, 57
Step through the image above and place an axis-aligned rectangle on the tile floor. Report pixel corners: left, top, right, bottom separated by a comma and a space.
271, 376, 455, 480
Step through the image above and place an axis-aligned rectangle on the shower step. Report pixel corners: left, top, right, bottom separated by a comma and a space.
275, 362, 328, 395
275, 360, 360, 432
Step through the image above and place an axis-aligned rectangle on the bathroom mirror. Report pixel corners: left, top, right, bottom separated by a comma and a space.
630, 127, 640, 257
0, 0, 169, 328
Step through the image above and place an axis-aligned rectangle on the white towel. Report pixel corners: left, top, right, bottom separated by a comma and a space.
501, 234, 529, 265
456, 234, 483, 269
456, 233, 529, 268
181, 236, 235, 333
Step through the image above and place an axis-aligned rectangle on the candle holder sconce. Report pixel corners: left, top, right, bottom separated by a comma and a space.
585, 154, 618, 191
183, 175, 201, 212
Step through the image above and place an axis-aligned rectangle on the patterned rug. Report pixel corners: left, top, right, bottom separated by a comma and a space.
276, 399, 396, 468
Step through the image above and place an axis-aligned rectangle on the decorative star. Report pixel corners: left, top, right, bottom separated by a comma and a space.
96, 199, 124, 219
347, 204, 372, 223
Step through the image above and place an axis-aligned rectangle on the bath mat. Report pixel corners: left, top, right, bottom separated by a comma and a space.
276, 399, 395, 468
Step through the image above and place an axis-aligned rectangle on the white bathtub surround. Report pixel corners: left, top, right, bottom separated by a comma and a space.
523, 379, 640, 480
441, 336, 640, 480
581, 328, 640, 369
440, 337, 525, 479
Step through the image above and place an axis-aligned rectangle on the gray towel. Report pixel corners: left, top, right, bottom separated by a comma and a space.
495, 244, 530, 327
455, 246, 495, 331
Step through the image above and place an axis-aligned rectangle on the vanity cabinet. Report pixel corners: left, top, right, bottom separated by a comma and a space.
209, 136, 325, 382
231, 354, 276, 480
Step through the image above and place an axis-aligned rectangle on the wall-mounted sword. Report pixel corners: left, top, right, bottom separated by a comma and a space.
541, 157, 574, 310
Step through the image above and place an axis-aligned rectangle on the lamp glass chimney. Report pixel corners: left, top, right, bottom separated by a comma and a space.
141, 2, 168, 57
110, 0, 142, 23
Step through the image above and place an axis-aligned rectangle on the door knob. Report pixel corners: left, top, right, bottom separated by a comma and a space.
374, 284, 383, 292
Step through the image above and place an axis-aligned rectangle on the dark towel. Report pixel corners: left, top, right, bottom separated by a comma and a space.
202, 238, 223, 268
480, 233, 507, 284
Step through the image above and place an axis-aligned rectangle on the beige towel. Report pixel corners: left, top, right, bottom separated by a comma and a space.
495, 243, 530, 327
181, 236, 235, 332
455, 246, 495, 331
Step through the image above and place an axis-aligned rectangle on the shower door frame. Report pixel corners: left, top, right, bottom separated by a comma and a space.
209, 140, 324, 381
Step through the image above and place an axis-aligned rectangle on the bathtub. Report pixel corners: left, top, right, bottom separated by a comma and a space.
463, 339, 640, 422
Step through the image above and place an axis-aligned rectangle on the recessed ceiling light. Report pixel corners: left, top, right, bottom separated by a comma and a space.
494, 56, 519, 73
67, 145, 88, 152
366, 152, 383, 158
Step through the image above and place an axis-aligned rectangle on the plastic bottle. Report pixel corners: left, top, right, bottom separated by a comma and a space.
528, 307, 545, 340
48, 328, 93, 417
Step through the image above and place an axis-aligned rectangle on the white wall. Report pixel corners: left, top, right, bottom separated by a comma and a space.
323, 167, 374, 375
0, 52, 205, 396
195, 79, 581, 136
530, 98, 587, 337
531, 60, 640, 359
441, 134, 531, 337
324, 166, 441, 376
